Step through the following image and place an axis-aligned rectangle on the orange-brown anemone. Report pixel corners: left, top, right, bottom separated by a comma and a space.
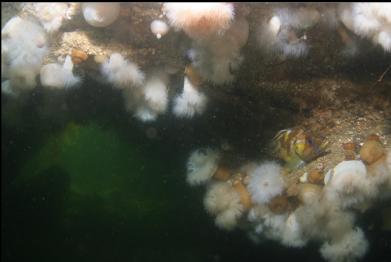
71, 49, 88, 64
213, 166, 232, 181
308, 169, 324, 185
232, 180, 252, 210
360, 135, 385, 165
185, 65, 203, 87
342, 142, 357, 160
268, 195, 289, 214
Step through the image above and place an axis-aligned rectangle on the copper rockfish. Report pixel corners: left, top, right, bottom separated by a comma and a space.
273, 128, 328, 169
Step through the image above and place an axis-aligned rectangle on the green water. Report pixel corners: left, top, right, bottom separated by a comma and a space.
2, 81, 389, 262
0, 83, 304, 262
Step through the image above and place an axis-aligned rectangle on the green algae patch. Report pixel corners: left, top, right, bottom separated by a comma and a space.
18, 121, 170, 221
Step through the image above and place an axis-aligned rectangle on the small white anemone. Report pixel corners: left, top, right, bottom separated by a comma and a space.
190, 17, 249, 84
172, 76, 207, 118
150, 20, 170, 39
82, 3, 120, 27
163, 3, 234, 40
248, 161, 285, 204
325, 208, 356, 241
186, 148, 220, 186
257, 14, 309, 58
141, 72, 169, 114
294, 202, 326, 240
32, 3, 69, 33
249, 207, 288, 242
276, 7, 320, 30
133, 105, 158, 122
325, 160, 376, 209
352, 3, 383, 36
120, 70, 168, 122
101, 53, 145, 89
204, 182, 244, 230
320, 227, 369, 262
257, 16, 281, 54
269, 16, 282, 36
278, 39, 309, 58
1, 16, 48, 94
376, 30, 391, 52
40, 55, 81, 89
339, 3, 391, 52
263, 213, 288, 241
215, 207, 244, 230
281, 213, 308, 248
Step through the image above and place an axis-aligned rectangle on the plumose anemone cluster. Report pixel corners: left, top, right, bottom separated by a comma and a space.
186, 133, 390, 262
2, 3, 390, 120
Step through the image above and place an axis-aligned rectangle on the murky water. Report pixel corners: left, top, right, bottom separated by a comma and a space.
2, 3, 391, 262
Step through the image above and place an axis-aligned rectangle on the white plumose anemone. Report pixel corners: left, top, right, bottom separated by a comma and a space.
1, 16, 48, 94
172, 76, 207, 118
351, 3, 388, 35
248, 205, 289, 243
150, 20, 170, 39
257, 7, 318, 58
163, 3, 234, 40
257, 16, 281, 54
261, 213, 287, 241
248, 161, 285, 204
130, 72, 168, 122
204, 182, 244, 230
101, 53, 145, 89
31, 3, 70, 33
190, 17, 249, 84
325, 160, 376, 209
339, 3, 391, 52
320, 228, 369, 262
186, 148, 220, 186
82, 3, 120, 27
119, 70, 169, 122
280, 35, 308, 58
248, 204, 307, 247
40, 55, 81, 89
293, 199, 356, 243
141, 72, 169, 115
276, 7, 320, 30
133, 105, 158, 122
376, 30, 391, 52
281, 213, 307, 248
